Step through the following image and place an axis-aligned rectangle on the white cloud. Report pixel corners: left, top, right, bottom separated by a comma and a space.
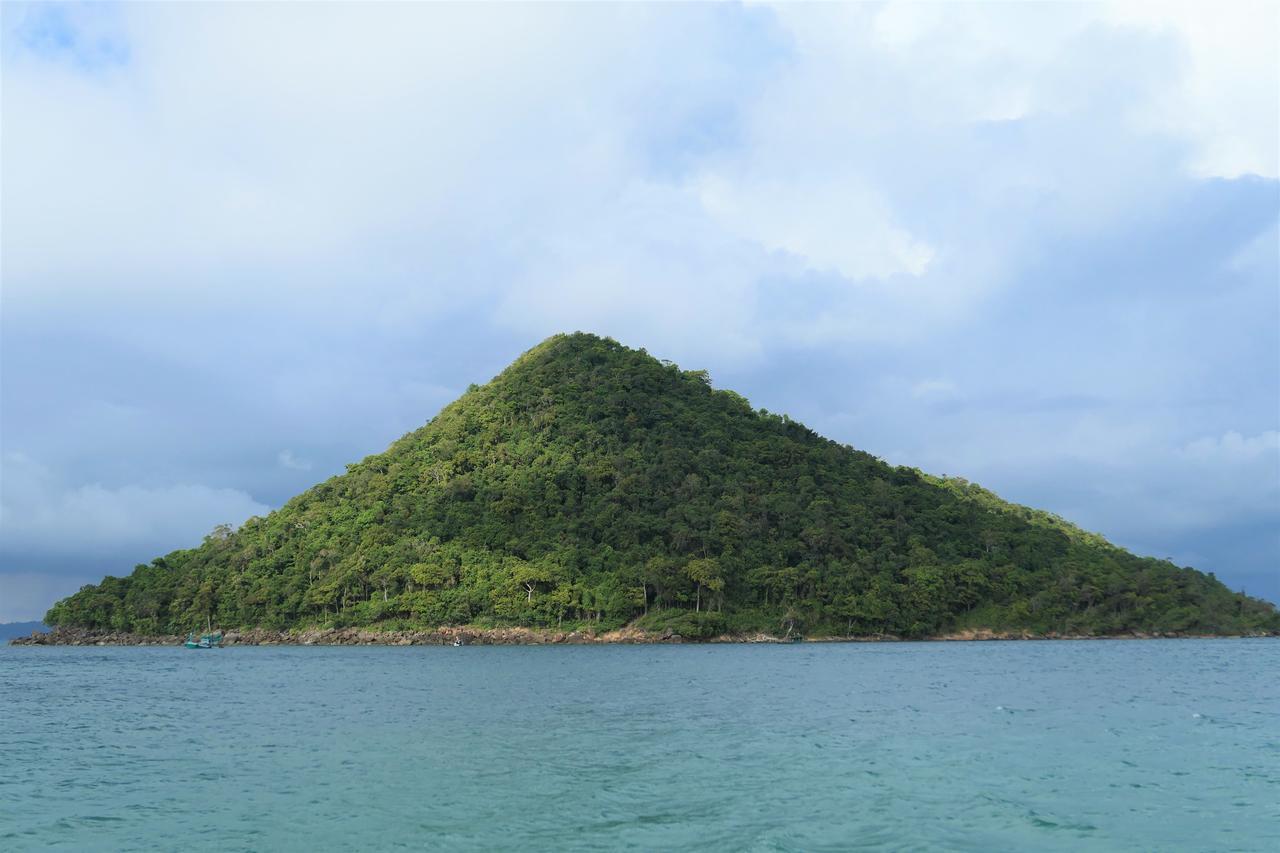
5, 0, 1272, 344
695, 174, 935, 280
1101, 0, 1280, 178
0, 453, 270, 557
1179, 429, 1280, 464
277, 450, 313, 472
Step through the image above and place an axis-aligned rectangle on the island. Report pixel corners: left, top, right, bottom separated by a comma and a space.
23, 333, 1280, 645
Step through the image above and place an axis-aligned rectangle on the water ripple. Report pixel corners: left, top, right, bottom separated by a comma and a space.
1, 640, 1277, 851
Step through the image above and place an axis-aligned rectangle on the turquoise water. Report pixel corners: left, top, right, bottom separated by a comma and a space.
1, 640, 1276, 852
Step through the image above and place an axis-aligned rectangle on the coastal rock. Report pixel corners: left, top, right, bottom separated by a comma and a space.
9, 627, 182, 646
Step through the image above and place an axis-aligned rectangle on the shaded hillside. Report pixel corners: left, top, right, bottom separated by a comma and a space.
47, 333, 1279, 638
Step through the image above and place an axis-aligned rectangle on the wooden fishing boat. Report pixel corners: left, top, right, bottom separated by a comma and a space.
184, 631, 222, 648
184, 618, 223, 648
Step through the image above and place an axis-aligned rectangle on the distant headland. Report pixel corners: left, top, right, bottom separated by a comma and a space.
0, 622, 49, 642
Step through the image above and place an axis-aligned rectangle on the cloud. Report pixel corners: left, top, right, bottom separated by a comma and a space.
277, 450, 313, 472
696, 174, 935, 280
1, 2, 1276, 616
1179, 430, 1280, 464
0, 453, 270, 558
4, 1, 1270, 351
1101, 0, 1279, 178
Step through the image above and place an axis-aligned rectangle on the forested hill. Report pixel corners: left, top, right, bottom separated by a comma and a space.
47, 333, 1279, 639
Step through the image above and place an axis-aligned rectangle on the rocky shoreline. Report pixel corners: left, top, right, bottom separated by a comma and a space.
10, 625, 694, 646
10, 625, 1272, 646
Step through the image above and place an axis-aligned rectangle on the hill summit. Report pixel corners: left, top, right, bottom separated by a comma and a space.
47, 333, 1279, 639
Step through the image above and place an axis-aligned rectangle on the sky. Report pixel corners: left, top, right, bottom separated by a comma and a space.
1, 1, 1277, 621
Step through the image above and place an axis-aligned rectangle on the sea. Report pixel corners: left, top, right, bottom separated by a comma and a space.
1, 639, 1276, 852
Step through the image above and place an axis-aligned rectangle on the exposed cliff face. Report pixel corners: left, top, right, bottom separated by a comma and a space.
44, 333, 1280, 638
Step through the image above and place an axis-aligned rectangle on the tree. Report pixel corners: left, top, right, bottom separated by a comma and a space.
685, 558, 724, 613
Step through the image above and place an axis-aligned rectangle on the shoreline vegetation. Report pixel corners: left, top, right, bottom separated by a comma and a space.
11, 625, 1277, 647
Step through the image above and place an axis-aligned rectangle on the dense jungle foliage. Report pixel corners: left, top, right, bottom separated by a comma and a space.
47, 333, 1280, 638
